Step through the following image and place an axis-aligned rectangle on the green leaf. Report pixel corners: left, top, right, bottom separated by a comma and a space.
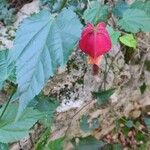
0, 143, 8, 150
119, 34, 137, 49
135, 131, 147, 142
8, 9, 82, 117
45, 137, 64, 150
80, 114, 99, 133
0, 103, 43, 143
125, 120, 133, 128
0, 1, 16, 25
0, 50, 7, 85
144, 117, 150, 132
92, 89, 115, 105
35, 128, 50, 150
33, 95, 59, 127
113, 0, 129, 18
130, 0, 150, 17
118, 9, 150, 33
140, 82, 147, 95
101, 143, 123, 150
80, 115, 90, 132
73, 136, 105, 150
0, 50, 15, 89
107, 26, 121, 45
144, 60, 150, 72
83, 2, 109, 25
130, 0, 145, 10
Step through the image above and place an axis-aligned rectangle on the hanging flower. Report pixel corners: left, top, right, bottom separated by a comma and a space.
79, 22, 112, 75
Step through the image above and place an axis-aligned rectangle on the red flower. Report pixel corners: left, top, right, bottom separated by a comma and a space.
79, 22, 112, 74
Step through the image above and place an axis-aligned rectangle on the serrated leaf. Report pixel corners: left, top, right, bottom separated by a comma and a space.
8, 9, 82, 117
83, 1, 108, 25
130, 0, 145, 10
0, 143, 8, 150
0, 103, 43, 143
0, 50, 15, 88
107, 26, 121, 45
33, 95, 59, 127
92, 89, 115, 105
73, 136, 105, 150
130, 1, 150, 17
119, 34, 137, 49
113, 0, 129, 18
118, 9, 150, 33
0, 50, 8, 84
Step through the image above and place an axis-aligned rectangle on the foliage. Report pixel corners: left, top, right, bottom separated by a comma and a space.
35, 128, 51, 150
118, 9, 150, 33
33, 95, 59, 127
8, 8, 82, 117
101, 143, 123, 150
119, 34, 137, 49
0, 143, 8, 150
144, 117, 150, 132
0, 50, 15, 89
80, 114, 99, 132
0, 0, 15, 25
140, 82, 147, 95
125, 120, 133, 128
72, 136, 105, 150
92, 88, 115, 105
130, 0, 150, 17
107, 26, 121, 45
0, 0, 150, 148
113, 0, 129, 18
83, 1, 109, 25
44, 137, 64, 150
0, 103, 43, 143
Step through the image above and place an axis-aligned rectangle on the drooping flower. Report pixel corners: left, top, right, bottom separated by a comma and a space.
79, 22, 112, 74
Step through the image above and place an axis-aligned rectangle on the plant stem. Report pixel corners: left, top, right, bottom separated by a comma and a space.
103, 55, 108, 90
60, 0, 68, 11
99, 50, 121, 91
0, 88, 16, 120
87, 0, 91, 7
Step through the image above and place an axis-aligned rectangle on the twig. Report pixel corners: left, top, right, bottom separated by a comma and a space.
137, 38, 150, 48
87, 0, 91, 8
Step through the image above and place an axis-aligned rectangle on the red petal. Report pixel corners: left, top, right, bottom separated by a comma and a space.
79, 22, 112, 59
